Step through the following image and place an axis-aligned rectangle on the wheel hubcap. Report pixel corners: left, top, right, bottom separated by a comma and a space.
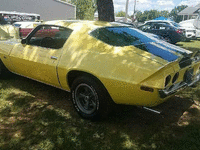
75, 84, 98, 115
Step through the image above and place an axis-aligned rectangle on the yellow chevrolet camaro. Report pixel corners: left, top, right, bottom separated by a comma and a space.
0, 20, 199, 119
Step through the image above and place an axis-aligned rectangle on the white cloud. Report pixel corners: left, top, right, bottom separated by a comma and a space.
178, 0, 200, 7
155, 0, 175, 11
157, 0, 174, 7
113, 0, 200, 15
113, 0, 175, 15
114, 0, 153, 15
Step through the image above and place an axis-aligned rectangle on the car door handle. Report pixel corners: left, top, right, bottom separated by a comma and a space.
51, 56, 58, 60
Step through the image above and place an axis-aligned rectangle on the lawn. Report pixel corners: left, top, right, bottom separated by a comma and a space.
0, 40, 200, 150
177, 38, 200, 50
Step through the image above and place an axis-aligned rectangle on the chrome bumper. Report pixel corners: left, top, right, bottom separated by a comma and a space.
159, 73, 200, 98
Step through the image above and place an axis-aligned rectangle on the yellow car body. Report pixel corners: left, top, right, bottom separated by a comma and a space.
0, 20, 199, 118
0, 25, 20, 39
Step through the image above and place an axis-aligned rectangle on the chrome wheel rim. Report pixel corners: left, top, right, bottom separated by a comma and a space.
74, 83, 98, 115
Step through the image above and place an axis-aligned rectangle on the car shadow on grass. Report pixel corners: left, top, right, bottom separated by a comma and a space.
0, 73, 200, 149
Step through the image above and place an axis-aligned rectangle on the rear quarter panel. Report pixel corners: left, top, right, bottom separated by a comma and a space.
56, 27, 169, 105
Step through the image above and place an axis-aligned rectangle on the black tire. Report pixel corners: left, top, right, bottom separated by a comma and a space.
0, 60, 5, 77
0, 62, 2, 76
0, 59, 11, 78
71, 76, 112, 119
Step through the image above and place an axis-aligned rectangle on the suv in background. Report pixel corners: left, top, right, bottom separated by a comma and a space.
144, 20, 196, 41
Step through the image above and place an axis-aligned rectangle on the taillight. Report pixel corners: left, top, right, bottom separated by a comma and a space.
165, 75, 171, 87
172, 72, 179, 83
176, 29, 183, 34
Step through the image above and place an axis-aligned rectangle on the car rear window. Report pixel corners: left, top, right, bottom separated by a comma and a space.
90, 27, 156, 46
90, 27, 181, 62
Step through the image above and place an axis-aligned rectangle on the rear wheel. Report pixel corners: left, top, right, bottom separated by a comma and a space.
0, 60, 11, 78
71, 76, 112, 119
0, 63, 2, 76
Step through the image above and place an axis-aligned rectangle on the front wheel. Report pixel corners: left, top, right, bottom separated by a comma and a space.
71, 76, 112, 119
0, 63, 2, 76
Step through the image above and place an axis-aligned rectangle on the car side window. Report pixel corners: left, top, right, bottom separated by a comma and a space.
159, 25, 166, 30
153, 24, 160, 29
91, 27, 141, 46
28, 25, 73, 49
139, 25, 152, 31
145, 22, 151, 25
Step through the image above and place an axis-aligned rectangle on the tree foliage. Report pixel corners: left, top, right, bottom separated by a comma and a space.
135, 11, 142, 22
134, 5, 187, 23
116, 11, 126, 17
62, 0, 96, 20
170, 5, 188, 22
61, 1, 187, 23
160, 10, 170, 18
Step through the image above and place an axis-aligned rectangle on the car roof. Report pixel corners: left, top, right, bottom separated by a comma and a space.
153, 23, 172, 26
145, 20, 173, 23
44, 20, 124, 31
13, 21, 41, 28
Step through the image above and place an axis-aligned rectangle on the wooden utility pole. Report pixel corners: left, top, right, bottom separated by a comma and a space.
133, 0, 137, 22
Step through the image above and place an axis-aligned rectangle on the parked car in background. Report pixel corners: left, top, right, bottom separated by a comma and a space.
179, 11, 200, 38
138, 22, 185, 44
143, 20, 196, 41
13, 21, 41, 38
13, 21, 41, 28
0, 21, 199, 119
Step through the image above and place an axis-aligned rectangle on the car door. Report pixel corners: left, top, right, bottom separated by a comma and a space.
9, 25, 73, 87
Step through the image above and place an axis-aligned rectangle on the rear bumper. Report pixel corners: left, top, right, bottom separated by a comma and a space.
159, 73, 200, 98
185, 31, 196, 39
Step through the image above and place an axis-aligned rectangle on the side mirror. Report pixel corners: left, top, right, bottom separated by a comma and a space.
21, 39, 26, 44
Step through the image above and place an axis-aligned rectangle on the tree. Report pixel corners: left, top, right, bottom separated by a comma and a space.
159, 10, 170, 18
75, 0, 96, 20
116, 11, 126, 17
97, 0, 115, 22
139, 10, 149, 22
170, 5, 188, 22
62, 0, 96, 20
147, 10, 159, 20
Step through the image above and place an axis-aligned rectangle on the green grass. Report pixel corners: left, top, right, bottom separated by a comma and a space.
177, 39, 200, 51
0, 41, 200, 150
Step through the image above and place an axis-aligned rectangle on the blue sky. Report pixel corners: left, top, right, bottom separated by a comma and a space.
113, 0, 200, 15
